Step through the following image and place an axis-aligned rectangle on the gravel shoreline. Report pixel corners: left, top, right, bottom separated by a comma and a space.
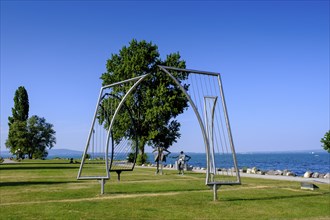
139, 164, 330, 184
191, 168, 330, 184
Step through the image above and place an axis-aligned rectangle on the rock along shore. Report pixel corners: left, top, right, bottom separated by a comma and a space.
141, 164, 330, 184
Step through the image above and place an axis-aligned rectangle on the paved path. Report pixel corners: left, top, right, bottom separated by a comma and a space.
238, 172, 330, 184
2, 159, 18, 164
138, 165, 330, 184
192, 169, 330, 184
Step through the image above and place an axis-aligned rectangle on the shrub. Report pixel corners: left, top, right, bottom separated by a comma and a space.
127, 153, 135, 163
136, 153, 148, 165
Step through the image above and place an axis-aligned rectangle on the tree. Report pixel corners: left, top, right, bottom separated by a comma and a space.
6, 87, 56, 159
321, 130, 330, 153
150, 121, 181, 150
26, 115, 56, 159
6, 86, 29, 158
100, 39, 189, 164
8, 86, 29, 126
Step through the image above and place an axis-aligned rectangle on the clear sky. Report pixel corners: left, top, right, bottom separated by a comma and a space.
1, 0, 329, 153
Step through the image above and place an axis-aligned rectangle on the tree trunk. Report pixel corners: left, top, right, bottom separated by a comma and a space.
156, 160, 159, 174
138, 140, 146, 164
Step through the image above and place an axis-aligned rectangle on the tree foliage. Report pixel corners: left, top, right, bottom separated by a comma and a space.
8, 86, 29, 126
26, 115, 56, 159
320, 130, 330, 153
100, 39, 189, 164
6, 121, 29, 157
6, 86, 30, 158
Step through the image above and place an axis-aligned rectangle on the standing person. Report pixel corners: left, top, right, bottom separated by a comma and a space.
173, 151, 191, 175
153, 147, 171, 175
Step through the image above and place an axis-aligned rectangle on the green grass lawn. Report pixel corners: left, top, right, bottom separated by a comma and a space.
1, 161, 329, 219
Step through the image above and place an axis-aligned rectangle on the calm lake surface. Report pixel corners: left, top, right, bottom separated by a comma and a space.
149, 152, 330, 176
2, 150, 329, 176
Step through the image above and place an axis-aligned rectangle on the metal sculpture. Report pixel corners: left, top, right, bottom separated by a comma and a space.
77, 66, 240, 200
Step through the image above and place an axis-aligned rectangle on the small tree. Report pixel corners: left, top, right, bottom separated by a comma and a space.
321, 130, 330, 153
26, 115, 56, 159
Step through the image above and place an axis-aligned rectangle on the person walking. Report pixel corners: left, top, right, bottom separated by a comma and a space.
173, 151, 191, 175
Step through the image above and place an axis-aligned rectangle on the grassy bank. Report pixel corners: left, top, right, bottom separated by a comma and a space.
1, 161, 329, 219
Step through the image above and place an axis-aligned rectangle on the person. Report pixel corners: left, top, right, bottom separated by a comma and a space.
173, 151, 191, 175
153, 147, 171, 175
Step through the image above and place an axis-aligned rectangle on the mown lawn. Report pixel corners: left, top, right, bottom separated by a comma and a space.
0, 161, 329, 219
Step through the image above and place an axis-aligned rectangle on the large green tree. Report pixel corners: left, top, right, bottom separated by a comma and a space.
321, 130, 330, 153
6, 86, 30, 158
26, 115, 56, 159
100, 39, 189, 164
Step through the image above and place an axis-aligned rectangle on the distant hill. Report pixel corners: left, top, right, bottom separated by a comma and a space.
48, 149, 83, 158
48, 148, 83, 154
0, 148, 84, 159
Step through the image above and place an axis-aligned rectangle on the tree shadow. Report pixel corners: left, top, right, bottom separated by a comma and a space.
0, 166, 78, 170
0, 180, 78, 187
222, 191, 330, 202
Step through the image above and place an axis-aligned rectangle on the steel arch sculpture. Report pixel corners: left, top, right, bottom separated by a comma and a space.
77, 66, 240, 200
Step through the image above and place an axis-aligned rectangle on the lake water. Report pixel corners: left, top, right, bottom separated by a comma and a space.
149, 152, 330, 176
1, 150, 329, 176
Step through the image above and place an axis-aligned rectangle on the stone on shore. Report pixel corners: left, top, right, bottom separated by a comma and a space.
286, 171, 296, 177
275, 170, 283, 175
266, 170, 276, 175
304, 171, 313, 178
251, 167, 258, 174
312, 172, 320, 178
256, 170, 265, 175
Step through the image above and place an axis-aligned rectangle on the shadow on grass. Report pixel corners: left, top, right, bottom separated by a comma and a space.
0, 180, 78, 187
104, 188, 208, 196
0, 166, 78, 170
222, 191, 330, 202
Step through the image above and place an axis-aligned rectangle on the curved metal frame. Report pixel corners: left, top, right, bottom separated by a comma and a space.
105, 93, 139, 172
204, 96, 218, 182
104, 75, 148, 178
77, 74, 148, 180
158, 66, 240, 183
158, 66, 212, 184
158, 65, 241, 201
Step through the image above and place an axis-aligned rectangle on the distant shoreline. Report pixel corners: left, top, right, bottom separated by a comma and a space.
1, 148, 328, 155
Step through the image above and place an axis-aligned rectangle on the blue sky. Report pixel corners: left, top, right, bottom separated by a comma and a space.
1, 0, 329, 153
